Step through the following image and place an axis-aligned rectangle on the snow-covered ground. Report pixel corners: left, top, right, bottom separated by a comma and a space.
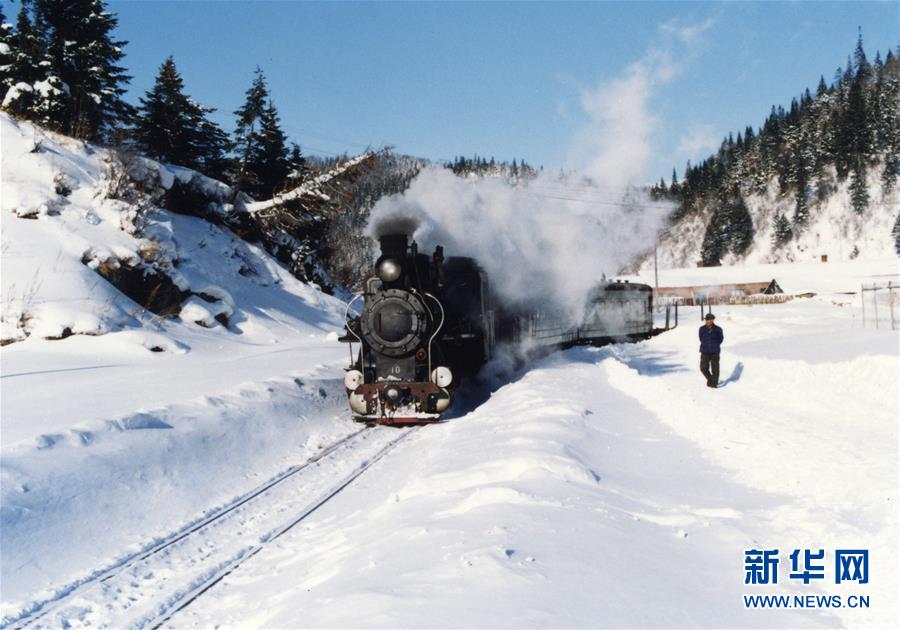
4, 259, 896, 628
2, 113, 898, 627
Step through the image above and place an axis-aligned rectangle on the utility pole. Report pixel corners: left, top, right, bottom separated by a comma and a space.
654, 244, 659, 294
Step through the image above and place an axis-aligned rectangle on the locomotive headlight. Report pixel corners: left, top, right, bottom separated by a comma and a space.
377, 258, 402, 282
431, 366, 453, 387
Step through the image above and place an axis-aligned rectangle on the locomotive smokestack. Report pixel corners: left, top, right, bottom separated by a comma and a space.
374, 233, 409, 285
378, 233, 409, 259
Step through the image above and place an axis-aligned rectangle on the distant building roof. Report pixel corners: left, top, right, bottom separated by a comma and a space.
654, 279, 783, 299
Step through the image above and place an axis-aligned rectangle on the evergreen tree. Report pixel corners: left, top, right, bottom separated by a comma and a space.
879, 50, 900, 192
2, 1, 45, 116
1, 2, 68, 129
700, 211, 726, 266
136, 56, 198, 165
258, 99, 290, 194
32, 0, 134, 140
727, 194, 754, 255
792, 139, 813, 224
13, 1, 45, 85
233, 67, 290, 198
848, 157, 869, 214
893, 212, 900, 255
194, 115, 232, 181
285, 142, 310, 187
831, 58, 855, 179
135, 56, 229, 175
772, 214, 792, 247
0, 6, 16, 93
845, 32, 873, 160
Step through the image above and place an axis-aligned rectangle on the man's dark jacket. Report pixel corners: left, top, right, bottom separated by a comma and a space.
699, 324, 724, 354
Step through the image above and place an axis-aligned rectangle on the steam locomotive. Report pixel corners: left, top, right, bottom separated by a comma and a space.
339, 233, 654, 424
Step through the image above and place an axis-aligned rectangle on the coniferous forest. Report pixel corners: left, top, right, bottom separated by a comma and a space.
649, 35, 900, 264
1, 1, 898, 285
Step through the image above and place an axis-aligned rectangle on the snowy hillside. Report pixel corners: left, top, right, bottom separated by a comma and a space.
0, 113, 345, 348
642, 162, 899, 273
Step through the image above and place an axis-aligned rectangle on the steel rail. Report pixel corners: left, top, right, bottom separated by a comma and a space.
4, 426, 371, 630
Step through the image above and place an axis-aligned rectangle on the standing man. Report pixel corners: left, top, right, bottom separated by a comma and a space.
699, 313, 724, 388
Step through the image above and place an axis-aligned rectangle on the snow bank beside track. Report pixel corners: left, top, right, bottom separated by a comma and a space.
0, 112, 357, 623
0, 371, 355, 623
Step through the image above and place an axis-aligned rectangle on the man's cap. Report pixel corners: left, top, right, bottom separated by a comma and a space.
704, 313, 716, 320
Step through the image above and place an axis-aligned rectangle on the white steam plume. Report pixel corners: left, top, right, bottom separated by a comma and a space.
568, 17, 715, 186
368, 168, 672, 321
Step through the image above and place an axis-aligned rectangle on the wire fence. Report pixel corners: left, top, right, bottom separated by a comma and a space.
860, 281, 899, 331
652, 303, 679, 331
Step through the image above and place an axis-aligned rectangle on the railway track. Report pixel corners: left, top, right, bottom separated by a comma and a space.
5, 424, 420, 630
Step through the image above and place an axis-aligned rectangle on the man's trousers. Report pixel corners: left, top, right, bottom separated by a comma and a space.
700, 353, 720, 387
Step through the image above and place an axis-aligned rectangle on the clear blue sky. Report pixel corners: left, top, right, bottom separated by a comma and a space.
101, 1, 899, 182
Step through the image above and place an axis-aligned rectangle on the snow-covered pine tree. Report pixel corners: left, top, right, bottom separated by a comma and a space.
893, 212, 900, 255
845, 32, 873, 162
669, 168, 679, 196
727, 194, 754, 255
879, 49, 900, 193
1, 2, 46, 118
849, 157, 870, 214
870, 51, 886, 154
233, 68, 290, 199
772, 214, 792, 247
32, 0, 133, 141
194, 116, 232, 182
0, 7, 14, 93
700, 208, 726, 266
1, 2, 71, 130
258, 99, 290, 195
136, 56, 230, 176
136, 57, 196, 165
285, 143, 310, 188
792, 141, 811, 224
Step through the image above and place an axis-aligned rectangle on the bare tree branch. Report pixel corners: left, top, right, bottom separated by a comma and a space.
242, 152, 376, 214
